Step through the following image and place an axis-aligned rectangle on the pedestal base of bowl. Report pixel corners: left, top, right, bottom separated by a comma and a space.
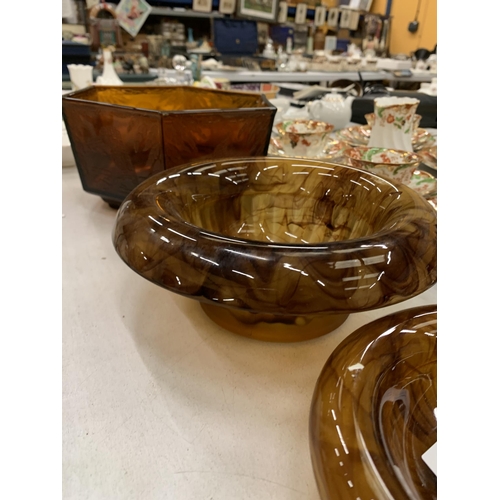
200, 303, 349, 342
102, 197, 121, 209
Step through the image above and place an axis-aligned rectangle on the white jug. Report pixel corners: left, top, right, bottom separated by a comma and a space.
308, 93, 354, 130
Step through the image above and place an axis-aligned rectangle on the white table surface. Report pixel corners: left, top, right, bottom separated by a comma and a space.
62, 166, 437, 499
150, 68, 436, 84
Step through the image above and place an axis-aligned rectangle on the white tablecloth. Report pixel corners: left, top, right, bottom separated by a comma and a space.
62, 166, 436, 499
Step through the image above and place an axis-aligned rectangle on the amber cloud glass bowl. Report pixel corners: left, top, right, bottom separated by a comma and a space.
112, 157, 437, 342
309, 305, 437, 499
62, 85, 276, 207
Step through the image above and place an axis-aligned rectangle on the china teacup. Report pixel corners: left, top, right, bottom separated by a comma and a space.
275, 119, 334, 157
340, 146, 420, 185
367, 97, 420, 151
365, 112, 421, 132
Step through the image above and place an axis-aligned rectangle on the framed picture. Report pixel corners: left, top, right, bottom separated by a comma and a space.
115, 0, 152, 38
219, 0, 236, 14
327, 7, 339, 28
193, 0, 213, 13
295, 3, 307, 24
339, 7, 351, 28
237, 0, 279, 22
314, 6, 326, 26
277, 1, 288, 23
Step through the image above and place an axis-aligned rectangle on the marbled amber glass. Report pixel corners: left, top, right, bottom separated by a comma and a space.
62, 86, 276, 206
112, 157, 437, 342
309, 305, 437, 499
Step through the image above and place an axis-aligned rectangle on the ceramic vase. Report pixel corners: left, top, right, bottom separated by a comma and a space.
96, 49, 123, 86
368, 97, 419, 152
67, 64, 93, 91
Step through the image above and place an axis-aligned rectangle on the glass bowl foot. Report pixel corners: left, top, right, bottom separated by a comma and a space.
200, 303, 349, 342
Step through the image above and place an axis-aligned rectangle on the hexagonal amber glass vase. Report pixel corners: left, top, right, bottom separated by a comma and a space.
62, 86, 276, 207
112, 157, 437, 342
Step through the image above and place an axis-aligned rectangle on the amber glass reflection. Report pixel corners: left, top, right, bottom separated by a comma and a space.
112, 157, 437, 342
309, 305, 437, 499
62, 86, 276, 206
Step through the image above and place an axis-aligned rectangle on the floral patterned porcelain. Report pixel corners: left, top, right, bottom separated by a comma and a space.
268, 136, 349, 159
408, 169, 437, 200
335, 125, 436, 152
275, 119, 334, 158
365, 112, 421, 132
339, 146, 421, 185
418, 146, 438, 170
368, 97, 420, 151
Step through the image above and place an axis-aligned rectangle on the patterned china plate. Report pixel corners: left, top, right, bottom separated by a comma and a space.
268, 139, 437, 209
268, 136, 350, 159
334, 125, 437, 152
408, 169, 437, 208
418, 146, 438, 169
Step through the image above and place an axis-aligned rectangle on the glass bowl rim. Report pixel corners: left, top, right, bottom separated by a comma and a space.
120, 156, 437, 250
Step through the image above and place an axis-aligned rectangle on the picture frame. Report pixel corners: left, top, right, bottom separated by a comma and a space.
193, 0, 213, 13
237, 0, 279, 22
295, 3, 307, 24
327, 7, 339, 28
219, 0, 236, 14
314, 6, 326, 26
114, 0, 152, 38
277, 1, 288, 23
339, 7, 351, 28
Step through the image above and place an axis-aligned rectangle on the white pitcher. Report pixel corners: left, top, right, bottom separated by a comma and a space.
368, 97, 420, 151
308, 93, 354, 130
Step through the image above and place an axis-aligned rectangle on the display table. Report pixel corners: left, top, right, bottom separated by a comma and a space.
151, 68, 436, 84
62, 164, 437, 499
62, 70, 436, 89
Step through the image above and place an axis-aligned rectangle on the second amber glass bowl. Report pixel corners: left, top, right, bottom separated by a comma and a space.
309, 305, 437, 499
112, 157, 437, 342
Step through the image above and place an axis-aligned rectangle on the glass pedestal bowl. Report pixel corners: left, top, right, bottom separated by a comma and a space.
112, 157, 437, 342
309, 305, 437, 499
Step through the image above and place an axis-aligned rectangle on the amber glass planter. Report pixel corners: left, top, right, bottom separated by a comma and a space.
62, 86, 276, 207
112, 157, 437, 342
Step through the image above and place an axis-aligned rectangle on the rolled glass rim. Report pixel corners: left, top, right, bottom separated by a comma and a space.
309, 304, 437, 499
117, 156, 436, 251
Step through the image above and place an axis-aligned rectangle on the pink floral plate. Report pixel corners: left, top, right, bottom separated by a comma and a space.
335, 125, 437, 152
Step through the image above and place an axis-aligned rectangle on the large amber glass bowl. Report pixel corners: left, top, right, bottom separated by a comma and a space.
62, 86, 276, 207
112, 157, 437, 342
309, 305, 437, 499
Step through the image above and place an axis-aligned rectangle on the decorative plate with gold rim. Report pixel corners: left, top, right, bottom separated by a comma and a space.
267, 136, 350, 160
334, 125, 437, 152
